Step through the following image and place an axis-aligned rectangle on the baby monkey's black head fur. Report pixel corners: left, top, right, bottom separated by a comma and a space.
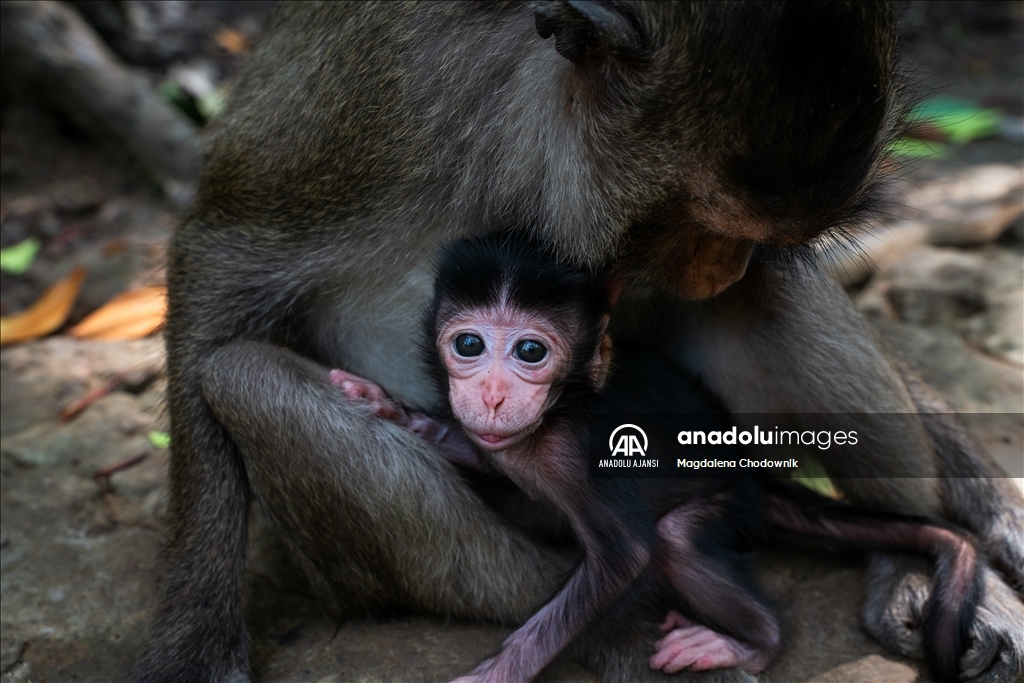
424, 231, 609, 414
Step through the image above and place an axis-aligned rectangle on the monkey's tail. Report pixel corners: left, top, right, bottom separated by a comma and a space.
762, 480, 980, 683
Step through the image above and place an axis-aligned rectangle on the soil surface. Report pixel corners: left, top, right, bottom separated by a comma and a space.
2, 3, 1021, 682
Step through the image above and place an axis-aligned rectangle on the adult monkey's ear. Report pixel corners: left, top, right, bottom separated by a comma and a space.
533, 1, 644, 63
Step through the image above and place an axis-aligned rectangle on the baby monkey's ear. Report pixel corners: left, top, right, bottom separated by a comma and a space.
590, 314, 613, 391
605, 270, 626, 307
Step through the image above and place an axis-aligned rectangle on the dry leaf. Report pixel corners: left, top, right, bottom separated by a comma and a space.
0, 267, 87, 346
215, 27, 249, 54
102, 239, 127, 256
69, 285, 167, 341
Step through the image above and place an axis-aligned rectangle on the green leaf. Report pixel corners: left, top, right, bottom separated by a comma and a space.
197, 91, 226, 121
0, 238, 42, 275
790, 456, 841, 499
909, 97, 1002, 144
887, 138, 947, 159
159, 79, 187, 104
160, 79, 204, 125
148, 431, 171, 449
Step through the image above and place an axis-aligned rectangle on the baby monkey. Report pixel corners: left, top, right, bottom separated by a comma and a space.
332, 233, 982, 683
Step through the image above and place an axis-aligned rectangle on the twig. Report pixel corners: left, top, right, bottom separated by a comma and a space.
60, 373, 124, 421
92, 452, 149, 480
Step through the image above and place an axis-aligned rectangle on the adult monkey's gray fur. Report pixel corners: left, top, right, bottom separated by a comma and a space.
134, 2, 1024, 682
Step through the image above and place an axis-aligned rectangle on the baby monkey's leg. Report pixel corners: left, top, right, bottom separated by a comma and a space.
652, 502, 780, 674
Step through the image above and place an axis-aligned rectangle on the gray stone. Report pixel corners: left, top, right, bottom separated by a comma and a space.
818, 220, 929, 288
0, 337, 165, 437
1, 661, 37, 682
857, 243, 1024, 371
760, 551, 921, 683
1, 393, 157, 473
819, 164, 1024, 287
903, 164, 1024, 247
1, 463, 160, 682
869, 318, 1024, 413
883, 247, 988, 325
0, 635, 25, 673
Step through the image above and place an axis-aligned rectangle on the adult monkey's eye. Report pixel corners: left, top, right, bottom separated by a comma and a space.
454, 333, 485, 357
515, 339, 547, 363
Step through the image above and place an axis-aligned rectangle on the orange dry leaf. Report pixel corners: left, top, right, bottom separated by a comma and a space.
69, 285, 167, 341
215, 27, 249, 54
0, 267, 87, 346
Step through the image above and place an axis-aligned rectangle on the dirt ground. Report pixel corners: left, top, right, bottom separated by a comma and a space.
1, 2, 1022, 682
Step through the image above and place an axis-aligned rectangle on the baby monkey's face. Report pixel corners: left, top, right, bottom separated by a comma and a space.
437, 305, 572, 454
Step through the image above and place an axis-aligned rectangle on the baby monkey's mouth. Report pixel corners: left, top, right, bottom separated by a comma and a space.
469, 432, 517, 450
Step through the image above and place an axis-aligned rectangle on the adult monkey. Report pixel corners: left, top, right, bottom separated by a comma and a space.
136, 2, 1024, 682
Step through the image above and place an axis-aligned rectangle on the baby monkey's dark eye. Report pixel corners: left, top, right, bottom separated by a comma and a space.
515, 339, 547, 363
454, 333, 484, 357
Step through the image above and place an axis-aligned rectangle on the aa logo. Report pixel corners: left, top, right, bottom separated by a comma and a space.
609, 424, 648, 457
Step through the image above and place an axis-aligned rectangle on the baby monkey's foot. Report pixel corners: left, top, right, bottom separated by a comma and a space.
650, 610, 766, 674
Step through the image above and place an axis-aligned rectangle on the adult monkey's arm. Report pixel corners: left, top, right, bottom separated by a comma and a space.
668, 260, 1024, 680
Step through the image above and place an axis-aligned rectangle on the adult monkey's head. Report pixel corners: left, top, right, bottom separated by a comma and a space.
532, 0, 901, 299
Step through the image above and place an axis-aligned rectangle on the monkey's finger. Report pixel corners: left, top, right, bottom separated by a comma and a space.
656, 629, 726, 672
657, 651, 701, 673
407, 413, 448, 442
687, 638, 743, 671
368, 399, 405, 422
659, 609, 694, 631
338, 379, 372, 402
652, 627, 715, 667
652, 637, 708, 672
654, 625, 705, 649
328, 368, 356, 386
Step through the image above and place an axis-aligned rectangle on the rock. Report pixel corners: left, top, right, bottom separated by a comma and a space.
880, 247, 988, 325
820, 165, 1024, 286
1, 635, 25, 672
857, 244, 1024, 370
818, 221, 929, 287
1, 661, 36, 682
1004, 213, 1024, 244
903, 164, 1024, 247
0, 337, 164, 436
978, 285, 1024, 367
869, 318, 1024, 413
968, 248, 1024, 367
0, 462, 160, 681
109, 447, 168, 498
959, 413, 1024, 479
757, 549, 922, 683
1, 393, 157, 473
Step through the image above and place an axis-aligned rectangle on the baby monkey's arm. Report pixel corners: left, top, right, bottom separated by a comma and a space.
329, 369, 485, 470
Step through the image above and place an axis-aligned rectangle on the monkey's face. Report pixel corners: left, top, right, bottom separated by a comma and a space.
437, 307, 571, 453
540, 1, 896, 300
